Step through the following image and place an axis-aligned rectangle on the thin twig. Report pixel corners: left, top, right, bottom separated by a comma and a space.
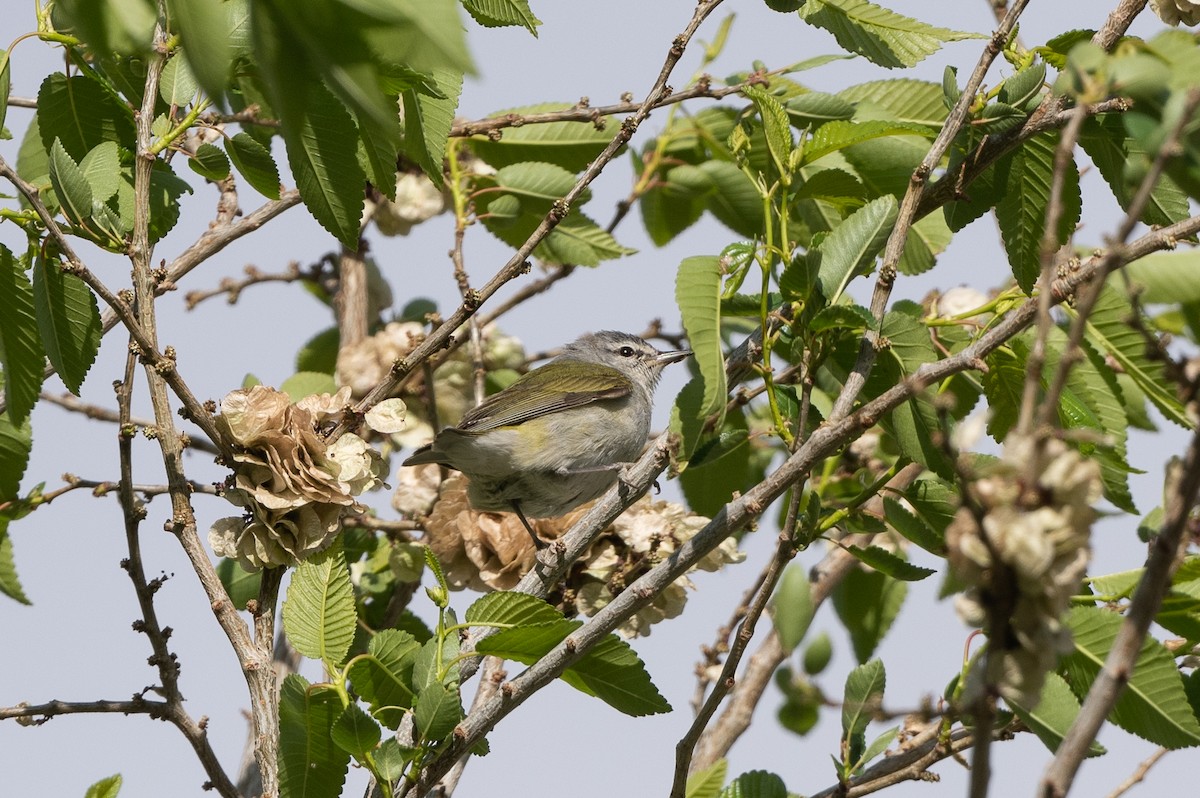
184, 261, 307, 310
0, 698, 166, 722
38, 391, 220, 455
1105, 747, 1169, 798
1040, 427, 1200, 796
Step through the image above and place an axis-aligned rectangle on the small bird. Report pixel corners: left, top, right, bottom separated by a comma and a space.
402, 331, 691, 548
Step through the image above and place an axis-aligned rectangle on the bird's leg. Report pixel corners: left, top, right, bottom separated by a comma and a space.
510, 500, 548, 550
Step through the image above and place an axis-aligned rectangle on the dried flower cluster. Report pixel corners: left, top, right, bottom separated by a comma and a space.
1151, 0, 1200, 26
337, 321, 525, 447
209, 386, 389, 569
413, 474, 743, 636
947, 436, 1101, 706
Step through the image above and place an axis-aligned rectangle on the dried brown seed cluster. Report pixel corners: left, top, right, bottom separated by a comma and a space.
415, 474, 743, 637
947, 436, 1101, 706
209, 385, 388, 569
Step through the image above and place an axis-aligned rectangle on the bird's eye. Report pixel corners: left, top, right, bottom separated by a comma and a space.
618, 346, 636, 357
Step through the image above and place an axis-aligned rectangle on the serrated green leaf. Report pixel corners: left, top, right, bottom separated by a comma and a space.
36, 74, 136, 161
471, 103, 611, 172
674, 255, 727, 455
31, 255, 101, 396
280, 371, 338, 402
414, 682, 462, 742
83, 773, 122, 798
809, 303, 874, 332
347, 629, 420, 728
473, 608, 671, 716
773, 563, 815, 651
793, 167, 866, 206
995, 131, 1081, 293
188, 142, 232, 181
1080, 114, 1190, 228
1007, 672, 1105, 757
982, 345, 1024, 440
896, 212, 951, 276
882, 497, 943, 555
0, 519, 32, 605
283, 543, 357, 667
165, 0, 233, 99
48, 139, 94, 227
816, 194, 897, 302
401, 66, 462, 186
804, 119, 934, 165
1083, 284, 1190, 428
718, 770, 787, 798
839, 78, 947, 126
78, 142, 122, 203
842, 658, 885, 739
1061, 605, 1200, 749
784, 92, 856, 127
461, 0, 541, 33
465, 590, 562, 625
696, 160, 764, 238
844, 544, 935, 581
226, 132, 281, 199
686, 759, 728, 798
743, 85, 794, 179
283, 82, 366, 248
798, 0, 981, 68
279, 674, 350, 798
330, 703, 382, 757
159, 52, 198, 107
1125, 251, 1200, 304
0, 247, 45, 424
832, 565, 905, 663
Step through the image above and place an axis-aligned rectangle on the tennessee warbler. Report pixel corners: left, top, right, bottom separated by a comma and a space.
402, 330, 691, 547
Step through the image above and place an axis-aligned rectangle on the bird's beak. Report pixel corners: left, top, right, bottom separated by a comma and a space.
654, 348, 693, 366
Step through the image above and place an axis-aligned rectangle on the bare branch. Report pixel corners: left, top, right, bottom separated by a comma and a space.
1105, 747, 1169, 798
0, 697, 165, 722
38, 391, 220, 455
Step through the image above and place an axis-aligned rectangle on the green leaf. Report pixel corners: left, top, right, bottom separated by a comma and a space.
283, 542, 357, 667
279, 674, 350, 798
853, 725, 899, 772
330, 703, 382, 757
699, 160, 764, 237
838, 79, 947, 126
773, 563, 815, 651
844, 544, 935, 581
882, 497, 944, 555
78, 142, 122, 203
718, 770, 787, 798
896, 212, 951, 276
159, 52, 198, 107
401, 67, 462, 186
84, 773, 123, 798
0, 518, 32, 605
0, 49, 8, 135
31, 255, 101, 396
1009, 671, 1105, 757
216, 557, 262, 610
784, 92, 856, 127
994, 131, 1081, 293
48, 138, 95, 227
280, 371, 338, 402
674, 255, 727, 457
743, 85, 794, 179
0, 395, 33, 501
832, 564, 905, 663
808, 303, 874, 332
226, 132, 281, 199
982, 345, 1024, 440
165, 0, 233, 99
36, 74, 136, 161
0, 247, 45, 424
815, 195, 897, 301
1061, 605, 1200, 748
842, 658, 885, 760
470, 103, 612, 172
1125, 251, 1200, 304
55, 0, 155, 56
461, 0, 541, 33
295, 326, 340, 375
471, 596, 671, 716
347, 629, 420, 728
414, 682, 462, 742
188, 142, 232, 181
686, 759, 728, 798
799, 0, 980, 69
1080, 114, 1190, 228
283, 82, 366, 249
1083, 284, 1190, 428
804, 119, 934, 165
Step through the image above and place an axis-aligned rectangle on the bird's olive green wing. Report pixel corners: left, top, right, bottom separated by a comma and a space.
456, 361, 632, 433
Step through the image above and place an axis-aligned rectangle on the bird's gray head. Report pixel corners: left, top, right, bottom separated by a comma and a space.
557, 330, 691, 390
